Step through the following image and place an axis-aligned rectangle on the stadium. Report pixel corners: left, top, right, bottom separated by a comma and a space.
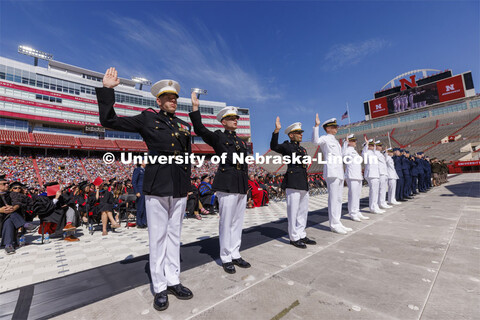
0, 47, 253, 189
1, 47, 479, 319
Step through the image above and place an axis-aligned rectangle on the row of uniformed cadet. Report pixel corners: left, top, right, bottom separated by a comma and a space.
392, 148, 432, 201
97, 68, 432, 312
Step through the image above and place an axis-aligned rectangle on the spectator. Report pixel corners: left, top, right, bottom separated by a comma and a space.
132, 164, 147, 228
0, 176, 36, 254
248, 174, 269, 207
89, 178, 120, 236
198, 175, 217, 214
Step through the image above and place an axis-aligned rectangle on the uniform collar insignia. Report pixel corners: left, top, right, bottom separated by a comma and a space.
225, 130, 236, 135
161, 110, 176, 118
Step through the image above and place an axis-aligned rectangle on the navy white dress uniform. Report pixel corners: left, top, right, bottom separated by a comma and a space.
312, 118, 352, 234
189, 106, 251, 274
341, 134, 369, 222
96, 77, 193, 311
362, 139, 384, 214
375, 141, 391, 209
385, 148, 400, 205
270, 122, 316, 249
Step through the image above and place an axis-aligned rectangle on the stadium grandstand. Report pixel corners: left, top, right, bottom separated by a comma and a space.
0, 47, 253, 188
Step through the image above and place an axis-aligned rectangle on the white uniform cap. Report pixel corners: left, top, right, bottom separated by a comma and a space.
151, 79, 180, 98
322, 118, 338, 128
347, 134, 356, 141
375, 140, 383, 145
217, 106, 239, 123
368, 138, 375, 145
285, 122, 304, 135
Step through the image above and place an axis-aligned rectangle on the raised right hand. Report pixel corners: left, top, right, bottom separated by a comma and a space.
103, 67, 120, 89
274, 116, 281, 133
191, 91, 199, 111
315, 113, 320, 127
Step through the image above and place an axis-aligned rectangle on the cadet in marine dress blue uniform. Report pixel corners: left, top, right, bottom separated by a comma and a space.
96, 68, 193, 311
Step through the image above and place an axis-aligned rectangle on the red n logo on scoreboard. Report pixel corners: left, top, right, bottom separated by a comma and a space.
399, 75, 418, 91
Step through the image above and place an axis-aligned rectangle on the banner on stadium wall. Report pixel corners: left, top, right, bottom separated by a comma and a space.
368, 74, 466, 119
454, 160, 480, 167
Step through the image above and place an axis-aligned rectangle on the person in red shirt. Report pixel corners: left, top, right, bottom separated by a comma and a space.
247, 174, 269, 207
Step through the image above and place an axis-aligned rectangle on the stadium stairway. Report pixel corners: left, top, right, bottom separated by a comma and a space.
31, 158, 43, 186
402, 119, 439, 148
79, 158, 91, 181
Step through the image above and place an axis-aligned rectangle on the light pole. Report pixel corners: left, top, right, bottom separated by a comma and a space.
18, 45, 53, 66
131, 77, 151, 91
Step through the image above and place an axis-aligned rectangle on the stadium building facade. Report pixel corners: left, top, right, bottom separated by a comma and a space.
0, 55, 252, 154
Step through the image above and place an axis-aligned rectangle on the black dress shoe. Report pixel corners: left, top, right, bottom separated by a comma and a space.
153, 290, 169, 311
405, 196, 413, 199
222, 262, 236, 274
399, 199, 407, 202
167, 283, 193, 300
232, 258, 251, 268
301, 237, 317, 245
290, 240, 307, 249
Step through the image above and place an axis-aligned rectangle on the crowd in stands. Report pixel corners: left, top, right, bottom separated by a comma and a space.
36, 156, 88, 185
0, 153, 39, 187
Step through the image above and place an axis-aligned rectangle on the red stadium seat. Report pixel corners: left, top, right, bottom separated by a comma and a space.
33, 133, 78, 146
0, 129, 30, 143
115, 139, 147, 150
79, 137, 118, 149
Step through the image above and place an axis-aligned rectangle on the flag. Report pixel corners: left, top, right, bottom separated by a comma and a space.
341, 110, 348, 120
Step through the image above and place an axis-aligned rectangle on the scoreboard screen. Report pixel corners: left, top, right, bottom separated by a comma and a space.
365, 72, 472, 119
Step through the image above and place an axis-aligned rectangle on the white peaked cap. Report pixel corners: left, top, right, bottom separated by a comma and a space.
151, 79, 180, 97
217, 106, 239, 123
322, 118, 337, 128
347, 134, 356, 141
285, 122, 303, 134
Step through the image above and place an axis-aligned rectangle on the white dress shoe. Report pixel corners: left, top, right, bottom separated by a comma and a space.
379, 204, 392, 209
377, 209, 386, 213
391, 201, 401, 205
341, 225, 353, 232
331, 226, 347, 234
349, 214, 362, 222
358, 213, 370, 220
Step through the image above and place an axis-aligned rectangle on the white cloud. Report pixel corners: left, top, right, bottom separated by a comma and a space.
107, 15, 280, 103
323, 38, 391, 71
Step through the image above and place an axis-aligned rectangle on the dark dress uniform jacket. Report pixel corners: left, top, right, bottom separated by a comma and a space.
189, 110, 248, 194
96, 87, 191, 198
401, 156, 411, 176
132, 167, 145, 195
392, 155, 404, 178
270, 133, 309, 191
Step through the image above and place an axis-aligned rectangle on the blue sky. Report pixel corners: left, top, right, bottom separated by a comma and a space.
1, 0, 478, 154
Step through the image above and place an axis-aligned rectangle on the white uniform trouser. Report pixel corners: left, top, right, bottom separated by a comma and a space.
378, 175, 388, 207
388, 179, 397, 204
217, 192, 247, 264
145, 195, 186, 293
366, 177, 380, 211
346, 179, 362, 218
325, 177, 344, 229
286, 188, 309, 241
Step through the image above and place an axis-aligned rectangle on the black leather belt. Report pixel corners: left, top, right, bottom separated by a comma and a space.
149, 150, 184, 156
